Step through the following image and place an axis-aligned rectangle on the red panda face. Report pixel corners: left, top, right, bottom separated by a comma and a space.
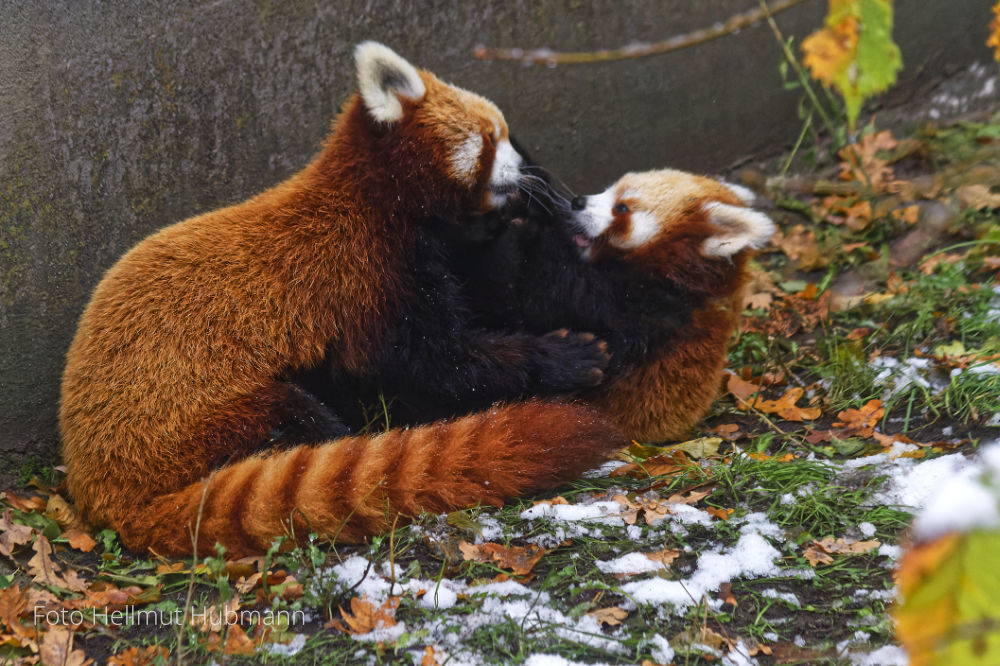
569, 169, 774, 268
355, 42, 523, 214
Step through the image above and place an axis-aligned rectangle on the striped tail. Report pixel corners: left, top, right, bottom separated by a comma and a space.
115, 400, 624, 557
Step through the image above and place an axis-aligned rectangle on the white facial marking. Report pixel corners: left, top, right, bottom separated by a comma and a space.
487, 139, 522, 207
723, 182, 757, 205
572, 188, 616, 238
355, 41, 426, 124
701, 202, 776, 258
614, 210, 659, 249
449, 133, 483, 185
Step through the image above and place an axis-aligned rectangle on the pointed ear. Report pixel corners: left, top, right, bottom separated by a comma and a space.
701, 202, 775, 258
354, 42, 426, 123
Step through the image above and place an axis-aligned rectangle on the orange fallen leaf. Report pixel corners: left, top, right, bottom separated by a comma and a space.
666, 489, 710, 506
645, 549, 680, 567
719, 582, 738, 608
587, 606, 629, 627
421, 645, 440, 666
712, 423, 743, 441
805, 536, 882, 566
328, 596, 400, 635
832, 399, 884, 438
776, 224, 828, 271
3, 491, 46, 514
751, 387, 821, 422
803, 545, 834, 567
62, 529, 96, 553
458, 541, 548, 577
107, 645, 171, 666
707, 507, 735, 521
531, 496, 569, 508
609, 450, 695, 480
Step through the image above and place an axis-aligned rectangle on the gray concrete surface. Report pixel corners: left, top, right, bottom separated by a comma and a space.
0, 0, 995, 462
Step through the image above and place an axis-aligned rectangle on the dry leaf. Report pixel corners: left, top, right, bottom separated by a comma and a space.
328, 596, 400, 635
106, 645, 170, 666
610, 450, 694, 480
0, 508, 34, 560
832, 399, 884, 438
645, 549, 681, 567
39, 626, 92, 666
719, 582, 738, 608
587, 606, 629, 627
531, 496, 569, 508
750, 387, 821, 421
776, 224, 827, 270
458, 541, 548, 577
3, 492, 47, 514
204, 623, 256, 656
28, 535, 88, 592
726, 371, 761, 405
62, 529, 96, 553
956, 183, 1000, 210
707, 507, 735, 521
668, 437, 721, 460
712, 424, 744, 441
421, 646, 440, 666
803, 545, 835, 567
666, 489, 710, 506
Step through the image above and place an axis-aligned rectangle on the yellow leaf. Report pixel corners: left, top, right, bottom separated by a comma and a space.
895, 531, 1000, 665
667, 437, 722, 460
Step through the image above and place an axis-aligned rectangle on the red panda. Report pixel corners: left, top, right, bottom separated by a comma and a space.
59, 42, 624, 558
568, 169, 775, 441
438, 167, 773, 443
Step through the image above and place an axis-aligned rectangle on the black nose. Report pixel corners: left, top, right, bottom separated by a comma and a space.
571, 196, 587, 211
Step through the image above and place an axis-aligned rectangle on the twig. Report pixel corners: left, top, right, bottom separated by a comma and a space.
175, 480, 211, 666
474, 0, 814, 65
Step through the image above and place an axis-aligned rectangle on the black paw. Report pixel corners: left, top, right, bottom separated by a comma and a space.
533, 329, 611, 392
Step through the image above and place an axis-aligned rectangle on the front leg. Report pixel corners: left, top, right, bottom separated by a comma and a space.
380, 325, 611, 421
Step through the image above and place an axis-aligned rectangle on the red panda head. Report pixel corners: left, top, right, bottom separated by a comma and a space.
351, 42, 523, 214
569, 169, 774, 293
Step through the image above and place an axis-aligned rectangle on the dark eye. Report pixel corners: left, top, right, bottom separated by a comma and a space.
613, 203, 629, 214
484, 132, 496, 147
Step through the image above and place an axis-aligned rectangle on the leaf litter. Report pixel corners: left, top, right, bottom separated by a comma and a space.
2, 99, 1000, 666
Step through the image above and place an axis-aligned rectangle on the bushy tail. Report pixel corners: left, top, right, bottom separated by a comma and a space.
115, 400, 624, 557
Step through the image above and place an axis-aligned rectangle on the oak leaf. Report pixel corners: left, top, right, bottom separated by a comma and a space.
28, 535, 88, 592
832, 399, 884, 437
39, 626, 92, 666
645, 549, 681, 567
205, 624, 256, 656
707, 507, 735, 521
0, 508, 34, 560
106, 645, 170, 666
3, 492, 46, 514
458, 541, 547, 577
328, 596, 400, 635
751, 387, 821, 422
610, 450, 694, 480
587, 606, 629, 627
776, 224, 827, 271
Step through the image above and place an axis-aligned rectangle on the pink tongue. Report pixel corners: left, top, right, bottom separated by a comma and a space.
574, 235, 592, 248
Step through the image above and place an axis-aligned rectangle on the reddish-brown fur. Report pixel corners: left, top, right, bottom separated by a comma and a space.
581, 173, 763, 442
61, 56, 623, 558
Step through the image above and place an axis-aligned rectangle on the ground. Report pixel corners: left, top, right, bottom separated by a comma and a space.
1, 109, 999, 666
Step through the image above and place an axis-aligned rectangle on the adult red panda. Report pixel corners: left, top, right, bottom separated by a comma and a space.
60, 42, 623, 558
444, 168, 773, 442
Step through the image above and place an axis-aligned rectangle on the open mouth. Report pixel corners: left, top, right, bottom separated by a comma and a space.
573, 234, 593, 249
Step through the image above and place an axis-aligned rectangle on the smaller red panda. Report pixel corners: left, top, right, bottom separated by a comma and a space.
568, 169, 775, 441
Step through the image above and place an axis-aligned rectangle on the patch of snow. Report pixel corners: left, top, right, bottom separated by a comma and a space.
722, 640, 760, 666
911, 442, 1000, 541
524, 655, 610, 666
858, 522, 876, 537
264, 633, 307, 656
475, 514, 504, 542
596, 552, 670, 576
649, 634, 675, 663
519, 500, 625, 526
869, 451, 977, 510
621, 518, 782, 610
879, 544, 902, 560
851, 644, 908, 665
760, 589, 800, 607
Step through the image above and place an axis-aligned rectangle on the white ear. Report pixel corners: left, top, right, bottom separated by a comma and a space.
701, 202, 775, 258
354, 41, 426, 123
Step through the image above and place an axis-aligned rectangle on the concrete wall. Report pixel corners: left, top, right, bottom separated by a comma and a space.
0, 0, 994, 460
